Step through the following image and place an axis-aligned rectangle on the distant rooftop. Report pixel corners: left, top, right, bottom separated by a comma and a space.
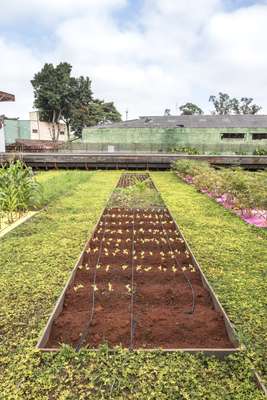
0, 91, 15, 102
94, 115, 267, 129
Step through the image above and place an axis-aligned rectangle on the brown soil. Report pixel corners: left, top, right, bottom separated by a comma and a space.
47, 196, 233, 349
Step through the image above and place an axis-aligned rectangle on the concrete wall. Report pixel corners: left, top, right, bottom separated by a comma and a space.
82, 126, 267, 154
4, 120, 31, 144
0, 126, 5, 152
4, 117, 68, 144
30, 120, 68, 141
30, 111, 68, 141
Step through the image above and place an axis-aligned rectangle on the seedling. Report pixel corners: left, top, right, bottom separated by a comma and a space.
74, 284, 84, 292
125, 284, 132, 293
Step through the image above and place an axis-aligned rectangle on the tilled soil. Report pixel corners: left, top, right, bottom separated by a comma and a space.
47, 205, 233, 349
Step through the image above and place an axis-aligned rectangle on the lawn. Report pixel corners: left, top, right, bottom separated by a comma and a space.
0, 170, 266, 399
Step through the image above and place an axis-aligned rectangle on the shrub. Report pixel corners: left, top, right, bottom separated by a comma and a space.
171, 160, 210, 177
0, 161, 42, 225
172, 161, 267, 214
110, 179, 163, 208
253, 148, 267, 156
170, 146, 200, 155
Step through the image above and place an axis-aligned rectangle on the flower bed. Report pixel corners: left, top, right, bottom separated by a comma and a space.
172, 160, 267, 228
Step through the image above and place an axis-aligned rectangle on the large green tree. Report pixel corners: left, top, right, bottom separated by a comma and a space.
231, 97, 262, 115
179, 103, 203, 115
63, 76, 93, 139
31, 62, 75, 141
69, 99, 121, 138
31, 62, 121, 141
209, 92, 261, 115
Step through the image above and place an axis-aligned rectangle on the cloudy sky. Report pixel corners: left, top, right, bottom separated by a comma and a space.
0, 0, 267, 120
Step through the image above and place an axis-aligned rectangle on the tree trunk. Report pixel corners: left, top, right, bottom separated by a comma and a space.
66, 122, 70, 140
51, 110, 56, 144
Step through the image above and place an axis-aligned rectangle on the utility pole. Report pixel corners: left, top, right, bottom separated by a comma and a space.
125, 109, 129, 121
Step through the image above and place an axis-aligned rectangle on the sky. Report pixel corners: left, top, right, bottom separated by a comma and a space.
0, 0, 267, 120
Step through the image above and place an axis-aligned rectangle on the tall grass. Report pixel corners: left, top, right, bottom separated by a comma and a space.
0, 161, 42, 228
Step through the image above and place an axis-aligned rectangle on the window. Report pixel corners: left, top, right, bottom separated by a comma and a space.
60, 131, 65, 135
252, 133, 267, 140
221, 133, 245, 140
32, 129, 38, 133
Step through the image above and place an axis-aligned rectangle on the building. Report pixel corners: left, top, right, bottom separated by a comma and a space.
29, 112, 68, 141
81, 115, 267, 154
0, 91, 15, 152
3, 111, 68, 145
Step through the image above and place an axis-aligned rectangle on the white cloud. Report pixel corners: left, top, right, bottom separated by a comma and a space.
0, 0, 267, 120
0, 0, 126, 21
0, 38, 42, 118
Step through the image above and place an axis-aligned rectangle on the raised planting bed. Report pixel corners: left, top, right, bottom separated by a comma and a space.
37, 173, 241, 357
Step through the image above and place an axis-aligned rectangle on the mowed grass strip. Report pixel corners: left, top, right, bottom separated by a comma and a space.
0, 170, 265, 399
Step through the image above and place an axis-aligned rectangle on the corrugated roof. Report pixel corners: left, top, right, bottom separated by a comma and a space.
93, 115, 267, 129
0, 91, 15, 102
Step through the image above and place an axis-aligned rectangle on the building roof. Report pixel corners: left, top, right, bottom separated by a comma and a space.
0, 91, 15, 102
94, 115, 267, 129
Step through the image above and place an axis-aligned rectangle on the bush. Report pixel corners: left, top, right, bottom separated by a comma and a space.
0, 161, 42, 224
253, 148, 267, 156
170, 146, 200, 155
110, 179, 163, 208
171, 159, 210, 177
172, 160, 267, 213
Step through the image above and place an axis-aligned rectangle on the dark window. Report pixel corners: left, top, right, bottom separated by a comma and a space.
221, 133, 245, 140
252, 133, 267, 140
32, 129, 38, 133
60, 131, 65, 135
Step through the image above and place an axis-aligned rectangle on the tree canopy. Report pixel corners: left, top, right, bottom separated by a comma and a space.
209, 92, 261, 115
179, 103, 203, 115
31, 62, 121, 140
69, 99, 121, 138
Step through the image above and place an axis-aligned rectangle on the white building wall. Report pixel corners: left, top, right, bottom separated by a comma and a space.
29, 111, 68, 141
0, 125, 5, 152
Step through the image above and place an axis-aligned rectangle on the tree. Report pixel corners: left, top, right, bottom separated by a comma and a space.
209, 93, 233, 115
31, 62, 74, 142
232, 97, 262, 115
209, 92, 262, 115
179, 103, 203, 115
164, 109, 171, 116
32, 62, 121, 140
63, 76, 93, 139
69, 99, 121, 138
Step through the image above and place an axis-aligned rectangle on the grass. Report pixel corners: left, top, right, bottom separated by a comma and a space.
36, 170, 93, 205
152, 172, 267, 380
0, 170, 266, 399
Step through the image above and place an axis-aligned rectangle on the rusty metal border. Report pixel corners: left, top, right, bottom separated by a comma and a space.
37, 173, 242, 358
